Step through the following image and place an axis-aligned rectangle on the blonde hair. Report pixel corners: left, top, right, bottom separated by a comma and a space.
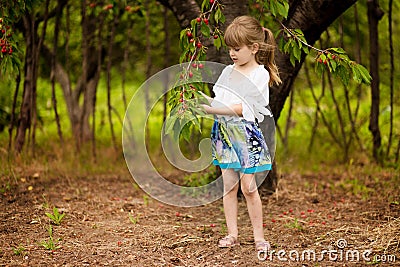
224, 16, 282, 86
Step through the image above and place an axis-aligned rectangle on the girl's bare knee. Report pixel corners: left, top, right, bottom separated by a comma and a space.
224, 182, 239, 195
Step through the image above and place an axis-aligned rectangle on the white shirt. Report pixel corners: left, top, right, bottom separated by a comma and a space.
211, 64, 272, 122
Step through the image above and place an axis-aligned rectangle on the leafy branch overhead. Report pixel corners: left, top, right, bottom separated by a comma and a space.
278, 24, 372, 85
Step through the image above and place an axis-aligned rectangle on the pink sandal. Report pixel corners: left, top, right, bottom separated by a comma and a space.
218, 235, 239, 248
255, 240, 271, 253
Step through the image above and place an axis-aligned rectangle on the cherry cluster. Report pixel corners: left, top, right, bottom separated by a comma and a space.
0, 18, 13, 58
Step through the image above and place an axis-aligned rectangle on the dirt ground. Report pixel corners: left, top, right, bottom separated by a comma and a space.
1, 165, 399, 266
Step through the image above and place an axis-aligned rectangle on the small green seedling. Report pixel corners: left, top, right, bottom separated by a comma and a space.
40, 225, 61, 251
128, 213, 140, 224
12, 244, 26, 256
285, 218, 303, 230
45, 207, 65, 225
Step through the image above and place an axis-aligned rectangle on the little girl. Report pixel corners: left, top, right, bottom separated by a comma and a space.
201, 15, 281, 253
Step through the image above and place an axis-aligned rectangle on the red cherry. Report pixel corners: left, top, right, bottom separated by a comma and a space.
196, 17, 201, 23
332, 55, 336, 60
196, 42, 202, 48
198, 63, 204, 69
192, 63, 197, 68
210, 223, 216, 227
89, 3, 96, 8
188, 71, 193, 78
1, 30, 5, 34
186, 31, 193, 38
318, 58, 323, 64
213, 35, 218, 39
0, 18, 3, 23
179, 98, 183, 103
203, 18, 209, 25
103, 4, 113, 10
190, 39, 194, 43
324, 60, 328, 65
210, 0, 215, 3
8, 48, 12, 54
1, 47, 7, 53
125, 6, 131, 11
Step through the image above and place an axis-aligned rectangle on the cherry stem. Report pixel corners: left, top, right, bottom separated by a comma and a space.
278, 21, 326, 54
182, 0, 219, 83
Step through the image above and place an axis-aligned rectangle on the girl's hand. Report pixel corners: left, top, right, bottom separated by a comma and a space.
200, 104, 212, 114
199, 91, 213, 104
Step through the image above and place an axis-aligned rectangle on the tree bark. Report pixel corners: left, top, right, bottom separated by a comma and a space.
15, 13, 36, 153
367, 0, 384, 162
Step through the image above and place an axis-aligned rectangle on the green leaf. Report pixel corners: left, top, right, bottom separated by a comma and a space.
191, 19, 197, 37
201, 0, 210, 12
276, 1, 288, 18
330, 60, 337, 72
302, 45, 309, 54
336, 65, 350, 85
356, 64, 372, 85
282, 1, 289, 18
269, 0, 277, 17
165, 114, 178, 136
283, 39, 292, 53
214, 37, 222, 50
181, 122, 192, 142
215, 8, 222, 24
329, 47, 347, 54
278, 37, 285, 52
201, 21, 210, 38
173, 118, 182, 141
290, 53, 296, 66
292, 43, 301, 62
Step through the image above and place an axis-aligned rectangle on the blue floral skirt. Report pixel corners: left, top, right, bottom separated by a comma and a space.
211, 118, 272, 174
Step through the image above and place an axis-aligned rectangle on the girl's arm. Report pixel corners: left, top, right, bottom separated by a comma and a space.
201, 103, 243, 117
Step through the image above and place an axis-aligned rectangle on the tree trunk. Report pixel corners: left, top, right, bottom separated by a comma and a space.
386, 0, 394, 158
367, 0, 384, 162
51, 0, 64, 145
15, 14, 36, 153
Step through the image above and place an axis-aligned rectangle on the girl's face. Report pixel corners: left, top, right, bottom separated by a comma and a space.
228, 44, 258, 67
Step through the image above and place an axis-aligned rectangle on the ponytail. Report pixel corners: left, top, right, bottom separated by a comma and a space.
257, 28, 282, 86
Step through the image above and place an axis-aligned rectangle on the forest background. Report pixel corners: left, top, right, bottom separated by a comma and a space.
0, 0, 399, 266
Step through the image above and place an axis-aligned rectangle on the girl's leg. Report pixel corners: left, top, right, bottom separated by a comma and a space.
222, 169, 240, 239
240, 173, 265, 242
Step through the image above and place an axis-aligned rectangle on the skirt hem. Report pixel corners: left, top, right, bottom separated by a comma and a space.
213, 160, 272, 174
